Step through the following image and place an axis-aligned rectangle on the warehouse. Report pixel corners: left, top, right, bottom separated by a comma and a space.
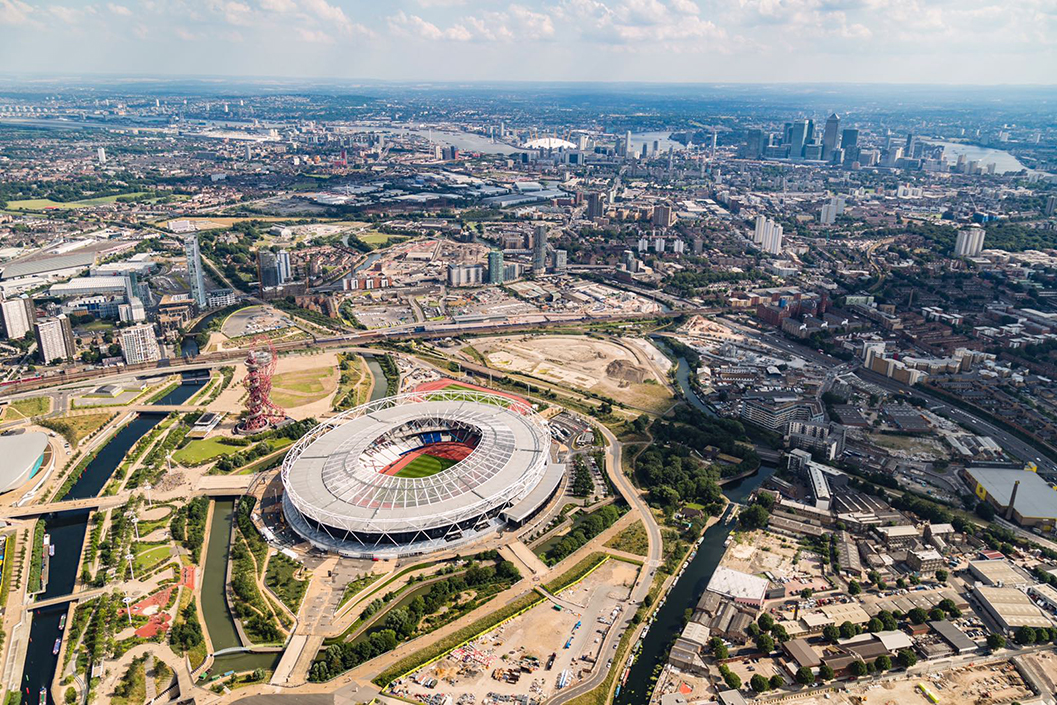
963, 467, 1057, 531
969, 559, 1032, 587
973, 586, 1054, 632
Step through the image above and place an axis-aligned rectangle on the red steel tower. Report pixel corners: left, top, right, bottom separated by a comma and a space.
238, 338, 285, 433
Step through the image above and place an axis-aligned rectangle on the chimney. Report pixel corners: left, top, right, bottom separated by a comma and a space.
1005, 480, 1020, 521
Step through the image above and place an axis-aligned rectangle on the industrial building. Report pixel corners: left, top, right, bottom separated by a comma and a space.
963, 466, 1057, 531
972, 585, 1054, 632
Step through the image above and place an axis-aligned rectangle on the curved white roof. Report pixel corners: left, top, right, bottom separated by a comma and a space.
282, 391, 550, 535
0, 431, 48, 493
525, 137, 576, 150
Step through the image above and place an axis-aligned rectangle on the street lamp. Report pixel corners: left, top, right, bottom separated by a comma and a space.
126, 551, 136, 581
122, 595, 134, 627
143, 483, 153, 508
127, 512, 140, 541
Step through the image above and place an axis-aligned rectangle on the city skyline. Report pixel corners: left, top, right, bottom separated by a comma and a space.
0, 0, 1054, 84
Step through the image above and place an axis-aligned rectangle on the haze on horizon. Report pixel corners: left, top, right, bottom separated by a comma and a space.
0, 0, 1054, 85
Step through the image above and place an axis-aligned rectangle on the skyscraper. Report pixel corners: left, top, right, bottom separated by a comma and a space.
821, 114, 841, 162
532, 225, 548, 275
0, 296, 36, 340
184, 234, 207, 309
841, 129, 860, 165
488, 250, 505, 285
119, 323, 161, 364
788, 121, 809, 160
753, 216, 783, 254
97, 147, 107, 165
35, 315, 74, 364
743, 129, 765, 158
277, 250, 292, 283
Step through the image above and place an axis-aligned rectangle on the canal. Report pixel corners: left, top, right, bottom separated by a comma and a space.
364, 355, 391, 402
20, 379, 201, 705
200, 498, 281, 676
615, 353, 774, 705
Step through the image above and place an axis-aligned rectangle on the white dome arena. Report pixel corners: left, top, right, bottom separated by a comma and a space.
281, 390, 562, 557
524, 137, 577, 150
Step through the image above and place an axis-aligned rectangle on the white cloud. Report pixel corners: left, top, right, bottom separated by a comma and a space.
212, 0, 253, 26
0, 0, 32, 24
389, 10, 445, 39
302, 0, 367, 34
48, 5, 84, 23
175, 26, 198, 39
107, 3, 132, 16
259, 0, 296, 12
297, 26, 334, 42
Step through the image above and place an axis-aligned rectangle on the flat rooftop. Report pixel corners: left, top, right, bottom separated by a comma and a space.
967, 467, 1057, 520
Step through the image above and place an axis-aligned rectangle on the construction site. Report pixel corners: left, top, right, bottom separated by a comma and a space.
390, 558, 638, 705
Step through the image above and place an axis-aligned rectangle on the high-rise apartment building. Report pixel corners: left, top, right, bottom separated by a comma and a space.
488, 250, 505, 285
184, 234, 207, 308
119, 323, 161, 365
753, 216, 783, 254
97, 147, 107, 165
788, 120, 809, 159
35, 315, 74, 363
553, 250, 568, 274
586, 192, 606, 220
955, 226, 986, 257
653, 204, 674, 228
841, 129, 860, 165
532, 225, 548, 275
1, 296, 36, 340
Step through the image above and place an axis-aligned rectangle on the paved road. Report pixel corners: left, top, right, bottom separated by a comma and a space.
547, 422, 661, 705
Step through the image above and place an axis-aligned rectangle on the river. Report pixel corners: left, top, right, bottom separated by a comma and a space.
365, 355, 390, 402
922, 140, 1032, 175
615, 355, 774, 705
20, 379, 201, 705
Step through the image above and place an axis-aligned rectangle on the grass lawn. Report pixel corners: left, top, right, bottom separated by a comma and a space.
394, 454, 457, 478
172, 437, 244, 466
1, 396, 50, 420
7, 192, 149, 210
133, 543, 171, 572
270, 366, 338, 408
265, 553, 309, 614
604, 521, 649, 557
40, 412, 112, 447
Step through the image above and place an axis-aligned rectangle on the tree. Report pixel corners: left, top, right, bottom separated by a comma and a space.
1015, 626, 1036, 645
935, 569, 948, 583
801, 588, 814, 599
975, 501, 996, 521
849, 660, 867, 677
751, 674, 770, 693
848, 580, 862, 595
874, 655, 891, 672
756, 633, 775, 654
908, 607, 929, 625
796, 666, 814, 685
739, 503, 770, 530
867, 618, 884, 633
929, 608, 946, 622
823, 625, 840, 643
722, 667, 741, 690
840, 621, 859, 639
758, 613, 775, 631
896, 578, 907, 589
769, 674, 785, 690
986, 633, 1006, 652
818, 664, 835, 682
710, 637, 728, 660
771, 624, 790, 642
897, 649, 917, 669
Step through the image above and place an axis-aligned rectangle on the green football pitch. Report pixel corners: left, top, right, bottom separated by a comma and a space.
393, 454, 459, 478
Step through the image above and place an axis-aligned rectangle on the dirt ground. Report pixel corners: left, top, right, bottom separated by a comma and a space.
722, 530, 826, 584
392, 559, 638, 704
473, 335, 673, 413
792, 660, 1032, 705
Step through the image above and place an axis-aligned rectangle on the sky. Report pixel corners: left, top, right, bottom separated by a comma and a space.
0, 0, 1054, 84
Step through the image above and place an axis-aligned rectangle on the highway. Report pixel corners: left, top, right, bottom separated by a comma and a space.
856, 368, 1057, 477
719, 313, 1057, 478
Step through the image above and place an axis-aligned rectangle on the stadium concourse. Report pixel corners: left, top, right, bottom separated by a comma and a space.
281, 388, 564, 558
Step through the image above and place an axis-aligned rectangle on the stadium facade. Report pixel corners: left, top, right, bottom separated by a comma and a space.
281, 390, 563, 557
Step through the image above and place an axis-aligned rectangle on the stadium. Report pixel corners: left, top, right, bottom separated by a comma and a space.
281, 389, 562, 557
